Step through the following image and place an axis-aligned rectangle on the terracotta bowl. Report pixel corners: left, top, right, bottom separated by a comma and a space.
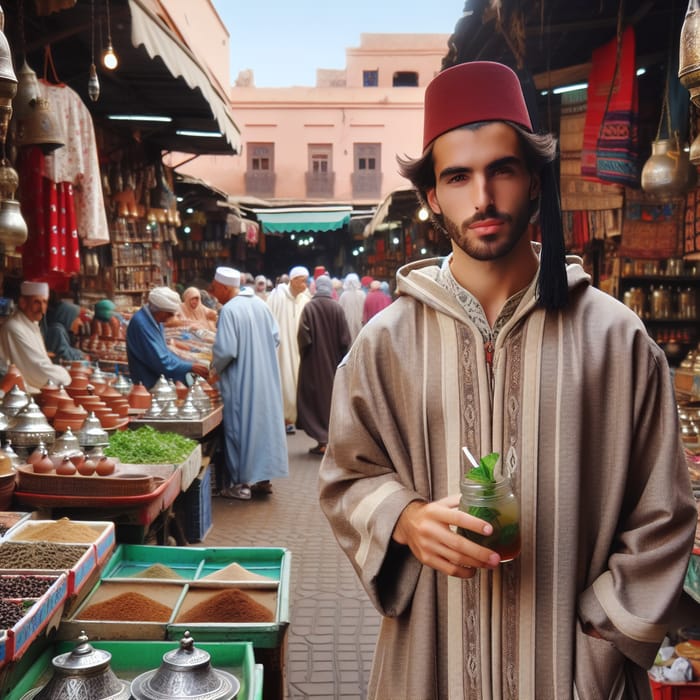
57, 397, 77, 412
78, 397, 105, 411
101, 386, 122, 400
67, 375, 89, 390
53, 415, 87, 432
104, 400, 129, 417
42, 403, 58, 419
99, 412, 120, 428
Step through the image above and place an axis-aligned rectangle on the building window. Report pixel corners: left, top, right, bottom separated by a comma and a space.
306, 144, 334, 198
363, 70, 378, 87
393, 71, 419, 87
245, 142, 276, 197
248, 142, 274, 171
352, 143, 382, 198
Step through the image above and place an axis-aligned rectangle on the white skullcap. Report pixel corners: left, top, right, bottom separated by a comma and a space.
289, 265, 309, 280
20, 281, 49, 297
148, 287, 181, 313
215, 266, 241, 288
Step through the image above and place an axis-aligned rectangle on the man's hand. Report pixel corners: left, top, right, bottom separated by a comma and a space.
392, 495, 501, 578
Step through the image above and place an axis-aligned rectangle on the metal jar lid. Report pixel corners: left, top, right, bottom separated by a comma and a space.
21, 632, 131, 700
130, 632, 240, 700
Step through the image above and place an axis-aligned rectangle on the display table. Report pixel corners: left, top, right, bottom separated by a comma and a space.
129, 404, 223, 440
12, 448, 203, 545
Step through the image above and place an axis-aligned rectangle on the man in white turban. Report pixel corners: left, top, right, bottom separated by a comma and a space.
266, 265, 311, 433
0, 280, 71, 393
126, 286, 209, 389
210, 266, 288, 499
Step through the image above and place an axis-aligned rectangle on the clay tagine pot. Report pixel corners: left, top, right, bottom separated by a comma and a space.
128, 383, 152, 410
0, 364, 26, 394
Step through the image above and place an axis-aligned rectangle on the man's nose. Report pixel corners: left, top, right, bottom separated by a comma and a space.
472, 176, 493, 212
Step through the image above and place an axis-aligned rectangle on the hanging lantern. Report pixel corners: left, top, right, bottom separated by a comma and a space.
641, 135, 691, 197
0, 4, 17, 147
680, 0, 700, 106
13, 61, 39, 122
0, 198, 27, 248
16, 96, 65, 152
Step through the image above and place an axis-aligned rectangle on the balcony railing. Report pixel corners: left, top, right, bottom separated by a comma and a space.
352, 171, 382, 199
305, 171, 335, 198
245, 170, 276, 198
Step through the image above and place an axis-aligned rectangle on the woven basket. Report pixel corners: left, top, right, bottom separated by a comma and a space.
16, 464, 157, 497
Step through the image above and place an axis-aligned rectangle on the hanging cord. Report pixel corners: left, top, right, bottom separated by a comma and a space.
43, 45, 61, 85
597, 0, 625, 144
91, 0, 96, 65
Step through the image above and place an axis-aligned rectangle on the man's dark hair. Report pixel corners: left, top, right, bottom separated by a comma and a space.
397, 121, 568, 311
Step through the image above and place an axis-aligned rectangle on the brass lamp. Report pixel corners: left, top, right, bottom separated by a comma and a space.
0, 3, 26, 250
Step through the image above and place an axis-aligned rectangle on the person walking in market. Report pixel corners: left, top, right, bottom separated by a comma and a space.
266, 265, 312, 434
318, 61, 696, 700
362, 279, 392, 324
338, 272, 365, 344
296, 275, 351, 456
210, 266, 288, 500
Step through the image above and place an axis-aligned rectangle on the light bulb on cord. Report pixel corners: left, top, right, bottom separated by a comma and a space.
102, 41, 118, 70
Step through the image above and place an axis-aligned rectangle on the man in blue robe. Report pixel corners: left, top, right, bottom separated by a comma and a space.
126, 287, 209, 389
210, 267, 289, 500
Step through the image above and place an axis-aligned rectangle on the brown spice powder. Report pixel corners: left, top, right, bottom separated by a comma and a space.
19, 518, 100, 543
80, 591, 173, 621
134, 564, 183, 580
177, 589, 274, 623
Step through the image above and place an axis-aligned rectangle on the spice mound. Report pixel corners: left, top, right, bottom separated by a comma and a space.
0, 541, 88, 569
177, 588, 274, 623
14, 518, 99, 543
133, 563, 183, 580
0, 600, 30, 630
0, 575, 54, 598
80, 591, 173, 622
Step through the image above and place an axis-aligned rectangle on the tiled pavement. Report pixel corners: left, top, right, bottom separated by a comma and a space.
200, 430, 381, 700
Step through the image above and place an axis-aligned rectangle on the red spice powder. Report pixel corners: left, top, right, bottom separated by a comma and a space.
177, 588, 273, 623
80, 591, 172, 621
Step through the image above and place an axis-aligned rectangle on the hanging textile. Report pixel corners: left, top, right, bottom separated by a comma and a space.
581, 26, 639, 186
17, 145, 80, 281
619, 188, 684, 259
38, 80, 109, 246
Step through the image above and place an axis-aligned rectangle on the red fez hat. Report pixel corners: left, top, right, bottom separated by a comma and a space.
313, 265, 327, 279
423, 61, 533, 151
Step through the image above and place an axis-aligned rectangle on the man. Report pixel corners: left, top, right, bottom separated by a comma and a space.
0, 280, 71, 393
338, 272, 365, 343
126, 286, 209, 389
210, 267, 288, 500
318, 61, 696, 699
267, 265, 311, 434
296, 275, 351, 456
253, 275, 268, 301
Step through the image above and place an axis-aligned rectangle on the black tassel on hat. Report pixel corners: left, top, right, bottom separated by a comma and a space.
536, 159, 569, 311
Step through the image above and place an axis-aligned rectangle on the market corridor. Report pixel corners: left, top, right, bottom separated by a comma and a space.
201, 430, 380, 700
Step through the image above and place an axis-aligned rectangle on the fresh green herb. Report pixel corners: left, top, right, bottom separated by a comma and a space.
465, 451, 499, 483
104, 426, 196, 464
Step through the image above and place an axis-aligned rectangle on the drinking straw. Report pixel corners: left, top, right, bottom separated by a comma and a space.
462, 446, 479, 469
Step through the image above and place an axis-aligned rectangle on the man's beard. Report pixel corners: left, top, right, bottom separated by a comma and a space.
434, 203, 531, 262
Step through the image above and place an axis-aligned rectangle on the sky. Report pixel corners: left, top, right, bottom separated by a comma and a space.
211, 0, 465, 88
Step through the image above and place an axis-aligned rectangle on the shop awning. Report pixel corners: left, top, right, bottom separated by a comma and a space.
253, 207, 353, 234
128, 0, 241, 155
10, 0, 241, 157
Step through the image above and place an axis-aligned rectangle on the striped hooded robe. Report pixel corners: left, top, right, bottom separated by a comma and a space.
319, 254, 696, 700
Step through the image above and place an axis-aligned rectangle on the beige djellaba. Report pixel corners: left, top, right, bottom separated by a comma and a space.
319, 254, 697, 700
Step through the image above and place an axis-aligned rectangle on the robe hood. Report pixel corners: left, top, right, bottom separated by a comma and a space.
395, 245, 591, 324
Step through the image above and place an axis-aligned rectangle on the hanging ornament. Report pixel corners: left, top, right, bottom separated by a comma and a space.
680, 0, 700, 106
88, 63, 100, 102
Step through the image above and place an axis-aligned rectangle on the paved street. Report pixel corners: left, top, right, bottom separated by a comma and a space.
201, 430, 381, 700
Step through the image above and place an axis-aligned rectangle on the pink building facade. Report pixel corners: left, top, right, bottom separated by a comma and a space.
169, 32, 450, 208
